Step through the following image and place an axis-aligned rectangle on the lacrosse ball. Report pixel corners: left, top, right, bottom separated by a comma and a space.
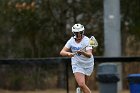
90, 40, 94, 45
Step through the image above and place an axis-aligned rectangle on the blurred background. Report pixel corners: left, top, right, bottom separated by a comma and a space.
0, 0, 139, 93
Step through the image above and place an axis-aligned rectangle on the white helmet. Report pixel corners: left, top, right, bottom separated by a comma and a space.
72, 23, 85, 32
72, 24, 85, 38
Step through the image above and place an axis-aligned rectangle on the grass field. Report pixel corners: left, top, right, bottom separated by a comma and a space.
0, 89, 129, 93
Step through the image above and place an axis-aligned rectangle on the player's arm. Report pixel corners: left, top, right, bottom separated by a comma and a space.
60, 47, 74, 57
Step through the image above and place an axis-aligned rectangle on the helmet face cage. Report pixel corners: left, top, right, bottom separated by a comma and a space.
73, 31, 84, 37
72, 24, 85, 38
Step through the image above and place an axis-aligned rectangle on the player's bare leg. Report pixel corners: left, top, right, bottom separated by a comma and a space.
74, 72, 91, 93
85, 75, 90, 85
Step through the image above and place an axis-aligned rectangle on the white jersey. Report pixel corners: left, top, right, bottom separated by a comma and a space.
65, 36, 94, 68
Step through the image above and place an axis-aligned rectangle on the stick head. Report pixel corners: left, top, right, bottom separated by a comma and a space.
89, 36, 98, 47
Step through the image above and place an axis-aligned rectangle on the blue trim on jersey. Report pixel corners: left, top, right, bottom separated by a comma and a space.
71, 46, 81, 50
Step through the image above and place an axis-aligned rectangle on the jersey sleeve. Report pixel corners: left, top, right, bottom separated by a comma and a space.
64, 38, 72, 48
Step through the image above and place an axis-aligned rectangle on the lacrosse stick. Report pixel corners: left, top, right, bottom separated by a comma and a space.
89, 36, 98, 48
74, 36, 98, 55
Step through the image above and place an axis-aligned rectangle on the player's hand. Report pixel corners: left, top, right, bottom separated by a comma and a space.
76, 50, 84, 55
67, 52, 75, 57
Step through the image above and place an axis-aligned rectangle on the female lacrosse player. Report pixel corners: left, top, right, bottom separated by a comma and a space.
60, 23, 97, 93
